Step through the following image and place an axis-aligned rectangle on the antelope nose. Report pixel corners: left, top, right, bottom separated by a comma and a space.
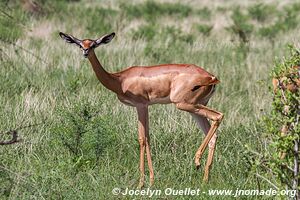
83, 52, 88, 57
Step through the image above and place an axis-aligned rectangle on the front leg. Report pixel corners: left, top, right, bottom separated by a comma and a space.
136, 105, 149, 188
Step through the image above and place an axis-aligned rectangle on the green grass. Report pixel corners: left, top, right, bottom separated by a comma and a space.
247, 3, 276, 22
1, 0, 299, 199
195, 24, 213, 36
121, 1, 192, 21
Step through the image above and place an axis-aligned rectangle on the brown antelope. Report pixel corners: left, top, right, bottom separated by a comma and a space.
59, 32, 223, 187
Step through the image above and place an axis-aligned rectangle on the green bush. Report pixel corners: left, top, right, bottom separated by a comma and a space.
252, 46, 300, 196
52, 101, 116, 169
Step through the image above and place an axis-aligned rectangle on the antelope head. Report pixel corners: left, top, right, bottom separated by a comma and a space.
59, 32, 115, 58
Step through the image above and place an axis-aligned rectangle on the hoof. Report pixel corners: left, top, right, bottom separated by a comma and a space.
203, 176, 209, 183
138, 177, 144, 189
195, 162, 200, 170
137, 182, 144, 189
149, 178, 154, 187
203, 172, 209, 183
195, 157, 201, 170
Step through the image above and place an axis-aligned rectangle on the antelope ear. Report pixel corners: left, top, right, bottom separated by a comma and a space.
94, 32, 115, 47
59, 32, 81, 47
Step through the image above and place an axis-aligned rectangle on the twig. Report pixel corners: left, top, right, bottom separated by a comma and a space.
0, 131, 20, 145
293, 139, 299, 198
0, 9, 13, 19
0, 121, 46, 146
278, 81, 287, 103
0, 39, 49, 65
255, 173, 279, 190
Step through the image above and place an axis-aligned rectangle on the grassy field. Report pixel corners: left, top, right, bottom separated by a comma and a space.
0, 0, 299, 199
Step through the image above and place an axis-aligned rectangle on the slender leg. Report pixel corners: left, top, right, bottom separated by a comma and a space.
177, 103, 223, 182
204, 134, 217, 181
137, 106, 147, 188
194, 120, 219, 170
137, 105, 154, 187
191, 113, 216, 179
145, 115, 154, 186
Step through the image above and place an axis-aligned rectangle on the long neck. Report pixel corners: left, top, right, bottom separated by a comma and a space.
87, 50, 121, 93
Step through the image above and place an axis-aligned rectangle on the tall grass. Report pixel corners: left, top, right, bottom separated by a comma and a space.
0, 0, 299, 199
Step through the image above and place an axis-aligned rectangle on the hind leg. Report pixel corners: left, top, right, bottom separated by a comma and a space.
191, 114, 218, 180
177, 103, 223, 182
204, 134, 217, 181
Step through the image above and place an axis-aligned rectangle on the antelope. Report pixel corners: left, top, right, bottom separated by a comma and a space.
59, 32, 223, 187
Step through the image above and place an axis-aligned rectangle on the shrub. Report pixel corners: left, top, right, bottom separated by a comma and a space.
52, 101, 116, 169
250, 46, 300, 197
268, 46, 299, 196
